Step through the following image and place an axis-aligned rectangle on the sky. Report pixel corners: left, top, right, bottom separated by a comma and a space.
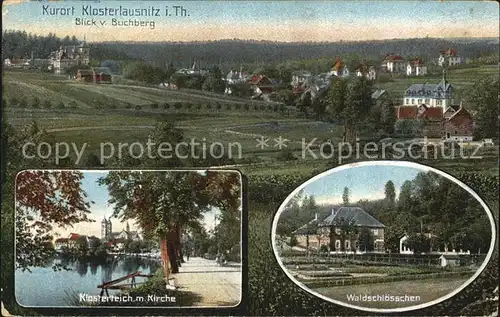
2, 0, 499, 42
49, 171, 222, 239
302, 165, 421, 205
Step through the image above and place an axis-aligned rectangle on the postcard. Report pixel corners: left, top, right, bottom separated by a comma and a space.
1, 0, 498, 316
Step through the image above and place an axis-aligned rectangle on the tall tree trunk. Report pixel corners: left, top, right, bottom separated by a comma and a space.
160, 236, 170, 280
175, 225, 184, 264
167, 239, 179, 273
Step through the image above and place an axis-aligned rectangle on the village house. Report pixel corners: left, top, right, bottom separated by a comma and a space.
293, 206, 386, 253
49, 40, 90, 74
438, 48, 461, 67
224, 69, 249, 95
439, 254, 461, 267
54, 237, 69, 251
356, 64, 377, 80
291, 71, 312, 88
3, 58, 31, 68
76, 67, 112, 83
249, 74, 275, 98
293, 214, 322, 250
330, 58, 350, 78
443, 106, 474, 142
402, 71, 454, 110
381, 54, 405, 73
406, 58, 427, 76
395, 104, 444, 138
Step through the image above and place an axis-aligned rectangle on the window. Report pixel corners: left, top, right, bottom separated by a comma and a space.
417, 99, 422, 104
411, 99, 415, 105
455, 130, 458, 135
436, 100, 442, 105
372, 229, 379, 236
345, 240, 351, 250
425, 99, 430, 104
405, 98, 409, 105
335, 240, 341, 250
335, 228, 341, 235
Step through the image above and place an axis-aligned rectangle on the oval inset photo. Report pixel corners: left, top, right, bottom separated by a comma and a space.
271, 161, 496, 313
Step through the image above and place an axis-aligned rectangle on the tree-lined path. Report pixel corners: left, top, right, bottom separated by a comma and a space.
173, 257, 242, 307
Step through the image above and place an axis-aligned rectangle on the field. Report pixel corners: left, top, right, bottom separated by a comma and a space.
4, 68, 499, 175
312, 277, 470, 309
376, 64, 500, 102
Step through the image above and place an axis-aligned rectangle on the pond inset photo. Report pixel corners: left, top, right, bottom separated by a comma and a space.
272, 162, 495, 312
15, 170, 242, 308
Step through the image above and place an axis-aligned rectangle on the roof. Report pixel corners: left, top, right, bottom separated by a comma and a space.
319, 206, 386, 228
78, 69, 93, 75
447, 107, 472, 125
92, 67, 112, 75
249, 75, 273, 86
371, 89, 386, 100
332, 59, 345, 71
69, 233, 81, 240
405, 83, 437, 97
293, 218, 320, 235
384, 54, 404, 62
55, 238, 69, 243
397, 106, 419, 119
408, 58, 425, 66
441, 49, 458, 57
444, 105, 461, 114
419, 107, 443, 120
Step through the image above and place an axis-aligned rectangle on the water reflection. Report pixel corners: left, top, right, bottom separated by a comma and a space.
15, 255, 161, 306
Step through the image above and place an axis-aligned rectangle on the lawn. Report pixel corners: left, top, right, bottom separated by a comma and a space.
312, 276, 470, 309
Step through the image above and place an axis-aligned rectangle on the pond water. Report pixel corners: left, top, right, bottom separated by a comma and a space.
15, 255, 160, 307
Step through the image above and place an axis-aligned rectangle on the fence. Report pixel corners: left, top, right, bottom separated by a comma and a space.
281, 253, 487, 267
302, 270, 474, 289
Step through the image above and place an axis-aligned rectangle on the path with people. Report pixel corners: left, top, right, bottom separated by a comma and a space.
173, 257, 242, 307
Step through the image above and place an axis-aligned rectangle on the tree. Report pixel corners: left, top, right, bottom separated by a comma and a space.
202, 74, 225, 93
15, 170, 94, 271
357, 228, 374, 252
465, 77, 499, 139
327, 76, 373, 143
99, 171, 241, 277
406, 233, 431, 254
342, 187, 350, 205
380, 100, 396, 134
384, 181, 396, 205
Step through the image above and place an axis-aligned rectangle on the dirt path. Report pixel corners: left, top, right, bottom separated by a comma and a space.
173, 257, 242, 307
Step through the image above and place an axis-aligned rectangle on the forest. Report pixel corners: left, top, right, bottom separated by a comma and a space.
278, 171, 492, 254
2, 30, 499, 71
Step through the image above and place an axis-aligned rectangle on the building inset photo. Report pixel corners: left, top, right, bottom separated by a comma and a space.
15, 170, 242, 308
272, 161, 495, 312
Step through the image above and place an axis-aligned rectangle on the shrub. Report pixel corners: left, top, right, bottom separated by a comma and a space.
125, 103, 132, 109
225, 104, 232, 110
56, 101, 65, 109
184, 103, 192, 110
244, 104, 250, 111
196, 104, 202, 110
215, 103, 222, 110
10, 97, 19, 106
235, 104, 242, 110
30, 97, 40, 108
206, 104, 212, 110
150, 103, 159, 109
174, 102, 182, 110
135, 105, 142, 110
277, 149, 296, 161
162, 103, 170, 110
19, 98, 28, 108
